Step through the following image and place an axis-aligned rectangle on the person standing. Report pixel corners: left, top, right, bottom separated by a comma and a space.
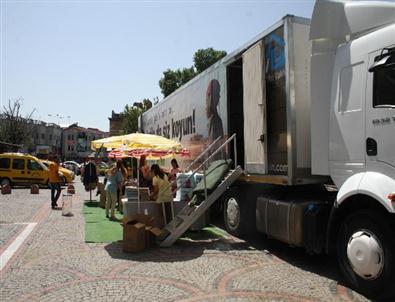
48, 156, 62, 209
150, 164, 173, 225
116, 159, 128, 211
105, 165, 124, 220
169, 159, 181, 198
139, 155, 152, 188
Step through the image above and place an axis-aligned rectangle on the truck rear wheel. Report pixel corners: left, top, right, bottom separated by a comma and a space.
337, 210, 395, 300
223, 187, 255, 237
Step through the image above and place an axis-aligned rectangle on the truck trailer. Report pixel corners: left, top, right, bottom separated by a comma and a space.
140, 0, 395, 299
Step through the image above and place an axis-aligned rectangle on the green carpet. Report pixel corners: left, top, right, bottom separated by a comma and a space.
83, 201, 227, 243
183, 226, 227, 240
83, 201, 123, 243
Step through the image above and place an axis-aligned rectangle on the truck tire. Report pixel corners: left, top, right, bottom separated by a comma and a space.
337, 210, 395, 300
223, 187, 255, 237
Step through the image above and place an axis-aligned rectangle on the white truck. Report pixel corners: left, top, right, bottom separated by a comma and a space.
140, 0, 395, 299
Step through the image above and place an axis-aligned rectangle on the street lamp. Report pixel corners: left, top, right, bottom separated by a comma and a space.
48, 114, 71, 125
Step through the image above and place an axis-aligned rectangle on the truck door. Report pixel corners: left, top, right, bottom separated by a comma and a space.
242, 40, 267, 174
365, 48, 395, 169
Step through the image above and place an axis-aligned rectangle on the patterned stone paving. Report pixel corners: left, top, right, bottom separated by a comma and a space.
0, 181, 370, 301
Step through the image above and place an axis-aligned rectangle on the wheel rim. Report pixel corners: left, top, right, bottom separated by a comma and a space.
347, 230, 384, 280
226, 197, 240, 228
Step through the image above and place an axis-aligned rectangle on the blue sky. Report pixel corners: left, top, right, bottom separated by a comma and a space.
1, 0, 314, 132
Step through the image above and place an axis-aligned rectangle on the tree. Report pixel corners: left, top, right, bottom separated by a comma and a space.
0, 98, 36, 147
121, 98, 152, 134
159, 67, 196, 97
193, 48, 227, 73
159, 48, 227, 97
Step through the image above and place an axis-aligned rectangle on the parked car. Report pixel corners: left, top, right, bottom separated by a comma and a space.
62, 161, 81, 175
0, 153, 50, 187
41, 160, 75, 185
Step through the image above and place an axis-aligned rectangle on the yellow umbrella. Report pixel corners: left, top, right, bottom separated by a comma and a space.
92, 133, 188, 217
90, 134, 126, 150
91, 133, 184, 153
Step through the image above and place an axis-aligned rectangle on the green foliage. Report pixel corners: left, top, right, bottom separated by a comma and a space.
193, 48, 227, 73
121, 98, 152, 134
159, 48, 227, 97
0, 98, 35, 146
159, 67, 196, 97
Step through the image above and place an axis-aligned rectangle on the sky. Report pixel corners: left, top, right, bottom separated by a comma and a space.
1, 0, 314, 132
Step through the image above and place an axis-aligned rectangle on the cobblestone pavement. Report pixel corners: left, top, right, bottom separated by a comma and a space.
0, 180, 370, 301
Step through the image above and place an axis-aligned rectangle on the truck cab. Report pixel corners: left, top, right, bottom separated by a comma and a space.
310, 0, 395, 298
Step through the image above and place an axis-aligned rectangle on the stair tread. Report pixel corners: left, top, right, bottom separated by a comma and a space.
160, 166, 243, 247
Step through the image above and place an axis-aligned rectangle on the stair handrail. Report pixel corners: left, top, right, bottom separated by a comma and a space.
184, 136, 221, 172
167, 133, 237, 231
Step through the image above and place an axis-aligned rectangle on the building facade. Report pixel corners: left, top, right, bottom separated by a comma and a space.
62, 123, 107, 161
30, 121, 63, 157
108, 111, 123, 137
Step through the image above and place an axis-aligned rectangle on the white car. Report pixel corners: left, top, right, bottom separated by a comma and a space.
62, 161, 81, 175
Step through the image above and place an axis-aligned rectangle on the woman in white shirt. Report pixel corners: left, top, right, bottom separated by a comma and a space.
149, 164, 172, 203
150, 164, 173, 226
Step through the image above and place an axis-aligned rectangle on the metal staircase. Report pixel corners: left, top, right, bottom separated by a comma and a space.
158, 134, 242, 247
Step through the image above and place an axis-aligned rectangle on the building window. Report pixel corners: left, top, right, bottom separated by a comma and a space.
49, 134, 52, 141
41, 133, 45, 139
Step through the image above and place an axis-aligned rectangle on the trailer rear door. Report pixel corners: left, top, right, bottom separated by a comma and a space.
242, 40, 267, 173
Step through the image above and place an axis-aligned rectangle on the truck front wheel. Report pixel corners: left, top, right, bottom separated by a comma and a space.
337, 210, 395, 300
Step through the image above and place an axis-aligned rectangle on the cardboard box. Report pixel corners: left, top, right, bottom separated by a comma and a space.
122, 218, 145, 253
150, 227, 163, 237
145, 226, 154, 248
123, 202, 165, 228
128, 214, 155, 226
145, 226, 165, 248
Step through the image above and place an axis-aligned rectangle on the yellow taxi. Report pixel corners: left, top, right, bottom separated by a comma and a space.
0, 153, 50, 187
40, 160, 75, 185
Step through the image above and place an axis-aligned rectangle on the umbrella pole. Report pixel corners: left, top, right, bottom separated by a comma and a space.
137, 159, 140, 214
131, 158, 134, 179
